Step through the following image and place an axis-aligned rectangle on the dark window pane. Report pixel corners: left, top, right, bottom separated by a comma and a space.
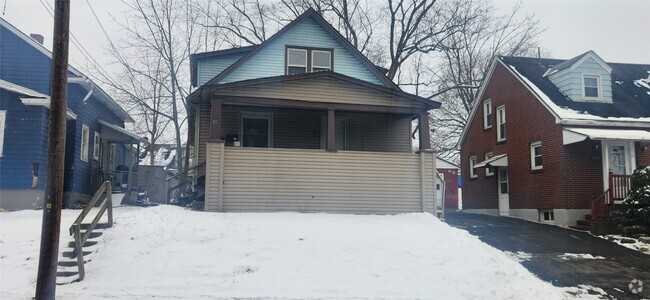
500, 124, 506, 139
312, 67, 330, 72
486, 114, 492, 126
500, 182, 508, 194
585, 87, 599, 97
534, 146, 542, 156
288, 66, 307, 75
535, 156, 542, 167
242, 117, 269, 148
584, 77, 598, 87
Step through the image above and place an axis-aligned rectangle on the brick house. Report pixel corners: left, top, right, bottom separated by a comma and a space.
458, 51, 650, 226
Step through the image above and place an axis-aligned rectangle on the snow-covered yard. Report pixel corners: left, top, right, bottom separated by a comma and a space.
1, 206, 603, 299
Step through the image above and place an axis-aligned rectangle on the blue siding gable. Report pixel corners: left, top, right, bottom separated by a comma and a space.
197, 52, 248, 86
221, 17, 385, 86
548, 54, 613, 103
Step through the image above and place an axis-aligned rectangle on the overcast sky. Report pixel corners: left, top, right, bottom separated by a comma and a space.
2, 0, 649, 79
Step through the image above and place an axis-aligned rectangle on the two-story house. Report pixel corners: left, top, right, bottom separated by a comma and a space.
186, 9, 441, 214
0, 18, 143, 210
459, 51, 650, 227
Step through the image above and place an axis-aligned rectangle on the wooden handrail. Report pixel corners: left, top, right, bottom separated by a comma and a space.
68, 180, 113, 281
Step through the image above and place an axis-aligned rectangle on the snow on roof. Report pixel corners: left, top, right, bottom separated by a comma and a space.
633, 72, 650, 96
508, 65, 650, 124
141, 147, 176, 168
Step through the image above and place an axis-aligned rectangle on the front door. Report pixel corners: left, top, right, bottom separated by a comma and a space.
498, 168, 510, 216
608, 143, 629, 175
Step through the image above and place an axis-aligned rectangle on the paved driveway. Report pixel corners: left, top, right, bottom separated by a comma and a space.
445, 211, 650, 299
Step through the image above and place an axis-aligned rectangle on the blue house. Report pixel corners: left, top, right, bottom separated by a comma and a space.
0, 18, 143, 210
186, 9, 443, 214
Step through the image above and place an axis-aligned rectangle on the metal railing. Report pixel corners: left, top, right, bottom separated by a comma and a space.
68, 180, 113, 281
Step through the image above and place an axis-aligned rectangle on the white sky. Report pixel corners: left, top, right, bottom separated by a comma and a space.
1, 0, 649, 80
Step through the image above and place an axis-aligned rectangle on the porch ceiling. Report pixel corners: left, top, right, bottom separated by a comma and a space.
562, 127, 650, 145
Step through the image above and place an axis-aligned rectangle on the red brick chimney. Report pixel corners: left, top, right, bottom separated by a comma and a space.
30, 34, 44, 45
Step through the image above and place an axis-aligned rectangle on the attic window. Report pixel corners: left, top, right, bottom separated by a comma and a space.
583, 75, 600, 98
286, 47, 333, 75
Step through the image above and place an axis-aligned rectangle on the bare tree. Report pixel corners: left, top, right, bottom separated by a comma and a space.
425, 0, 543, 160
108, 0, 206, 172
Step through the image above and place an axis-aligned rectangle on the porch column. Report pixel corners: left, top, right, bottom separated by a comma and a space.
418, 111, 432, 151
210, 98, 223, 142
327, 108, 336, 152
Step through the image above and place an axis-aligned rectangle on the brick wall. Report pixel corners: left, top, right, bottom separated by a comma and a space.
460, 62, 566, 210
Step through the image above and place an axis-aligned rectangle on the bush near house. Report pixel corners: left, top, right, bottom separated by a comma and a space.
612, 166, 650, 235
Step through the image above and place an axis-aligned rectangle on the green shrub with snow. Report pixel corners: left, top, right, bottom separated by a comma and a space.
612, 166, 650, 235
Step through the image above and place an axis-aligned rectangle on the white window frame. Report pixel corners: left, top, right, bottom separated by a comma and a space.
582, 74, 601, 100
484, 152, 494, 177
483, 99, 492, 129
80, 124, 90, 162
286, 48, 308, 74
496, 105, 506, 142
311, 50, 332, 72
240, 112, 273, 148
540, 209, 554, 223
93, 131, 101, 160
469, 156, 477, 178
0, 110, 6, 157
530, 141, 543, 170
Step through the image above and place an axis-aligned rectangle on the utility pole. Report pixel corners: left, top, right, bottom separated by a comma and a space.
35, 0, 71, 299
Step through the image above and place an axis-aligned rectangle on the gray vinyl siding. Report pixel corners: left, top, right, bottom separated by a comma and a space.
205, 144, 436, 214
221, 17, 385, 86
215, 76, 426, 108
548, 57, 612, 102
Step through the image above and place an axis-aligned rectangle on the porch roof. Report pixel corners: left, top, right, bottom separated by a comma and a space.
562, 127, 650, 145
99, 120, 147, 144
188, 71, 440, 114
474, 153, 508, 168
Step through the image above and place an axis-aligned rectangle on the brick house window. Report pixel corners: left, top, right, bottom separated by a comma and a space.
81, 124, 90, 162
530, 141, 542, 170
483, 100, 492, 129
496, 105, 506, 142
469, 156, 477, 178
484, 152, 494, 177
540, 209, 554, 222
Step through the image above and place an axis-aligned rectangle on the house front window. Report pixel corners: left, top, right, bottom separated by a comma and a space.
483, 99, 492, 129
81, 124, 90, 162
286, 47, 332, 75
496, 105, 506, 142
93, 132, 101, 160
484, 152, 494, 177
530, 141, 542, 170
583, 75, 600, 98
469, 156, 477, 178
241, 113, 272, 148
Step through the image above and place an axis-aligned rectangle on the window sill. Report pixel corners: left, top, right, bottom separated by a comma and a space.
530, 168, 543, 174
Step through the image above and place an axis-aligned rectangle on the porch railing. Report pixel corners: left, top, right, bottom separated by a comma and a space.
609, 172, 632, 201
68, 180, 113, 281
166, 162, 206, 203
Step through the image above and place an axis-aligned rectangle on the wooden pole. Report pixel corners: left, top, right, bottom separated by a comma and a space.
418, 111, 432, 151
35, 1, 70, 298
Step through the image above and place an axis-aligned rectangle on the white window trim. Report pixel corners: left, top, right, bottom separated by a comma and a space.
93, 131, 101, 160
496, 105, 506, 142
0, 110, 6, 157
483, 99, 492, 129
286, 48, 308, 74
530, 141, 543, 170
469, 156, 477, 178
311, 50, 332, 72
240, 112, 273, 148
540, 209, 554, 223
581, 74, 602, 100
485, 152, 494, 176
81, 124, 89, 162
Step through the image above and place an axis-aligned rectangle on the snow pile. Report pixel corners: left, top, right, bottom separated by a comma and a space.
597, 234, 650, 255
1, 206, 604, 299
558, 253, 606, 260
509, 65, 650, 123
633, 72, 650, 94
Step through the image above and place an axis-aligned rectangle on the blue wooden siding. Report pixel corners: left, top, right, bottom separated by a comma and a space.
548, 57, 613, 102
197, 52, 248, 86
0, 90, 49, 190
1, 23, 131, 198
221, 17, 385, 86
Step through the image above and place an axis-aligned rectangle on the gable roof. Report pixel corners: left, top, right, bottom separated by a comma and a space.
0, 18, 133, 123
190, 45, 257, 87
543, 50, 612, 77
457, 55, 650, 150
201, 8, 398, 89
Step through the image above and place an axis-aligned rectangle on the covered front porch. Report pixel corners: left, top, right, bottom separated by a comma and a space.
189, 72, 441, 214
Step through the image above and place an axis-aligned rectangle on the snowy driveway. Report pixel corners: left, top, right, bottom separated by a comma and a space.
446, 212, 650, 299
